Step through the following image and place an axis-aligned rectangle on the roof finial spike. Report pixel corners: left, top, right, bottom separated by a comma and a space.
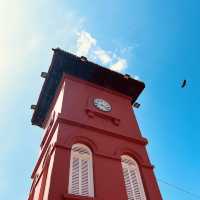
133, 102, 141, 109
124, 74, 131, 79
41, 72, 48, 78
31, 105, 37, 110
80, 56, 88, 62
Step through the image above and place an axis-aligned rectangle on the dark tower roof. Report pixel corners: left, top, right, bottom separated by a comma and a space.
31, 48, 145, 127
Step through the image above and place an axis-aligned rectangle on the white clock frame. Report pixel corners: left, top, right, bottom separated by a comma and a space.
93, 98, 112, 112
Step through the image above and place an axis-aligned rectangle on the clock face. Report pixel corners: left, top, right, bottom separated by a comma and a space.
93, 98, 111, 112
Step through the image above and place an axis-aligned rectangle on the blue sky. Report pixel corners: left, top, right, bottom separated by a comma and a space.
0, 0, 199, 199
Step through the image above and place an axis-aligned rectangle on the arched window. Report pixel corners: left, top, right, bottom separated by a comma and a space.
68, 143, 94, 197
121, 155, 146, 200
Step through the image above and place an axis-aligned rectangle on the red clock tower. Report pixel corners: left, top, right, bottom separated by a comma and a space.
28, 48, 162, 200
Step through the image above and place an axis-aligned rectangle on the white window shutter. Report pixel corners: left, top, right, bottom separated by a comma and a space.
122, 166, 135, 200
81, 159, 89, 196
121, 155, 146, 200
68, 144, 94, 197
71, 157, 80, 195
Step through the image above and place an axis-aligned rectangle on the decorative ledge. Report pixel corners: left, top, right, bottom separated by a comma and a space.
86, 108, 120, 126
63, 194, 95, 200
57, 113, 148, 146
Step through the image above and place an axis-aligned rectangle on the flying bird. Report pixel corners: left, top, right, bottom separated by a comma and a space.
181, 79, 187, 88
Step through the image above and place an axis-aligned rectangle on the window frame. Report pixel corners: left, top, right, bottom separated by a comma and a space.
121, 155, 146, 200
68, 143, 94, 197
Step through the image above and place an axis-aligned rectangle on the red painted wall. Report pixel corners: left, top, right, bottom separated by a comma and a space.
28, 74, 162, 200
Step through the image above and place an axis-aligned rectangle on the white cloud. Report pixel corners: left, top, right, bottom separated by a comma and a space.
76, 31, 96, 56
132, 75, 140, 80
75, 31, 130, 73
94, 49, 112, 64
110, 58, 127, 72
